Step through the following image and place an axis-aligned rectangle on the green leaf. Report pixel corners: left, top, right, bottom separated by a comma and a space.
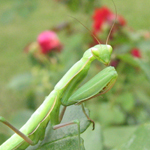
104, 126, 137, 149
81, 123, 103, 150
117, 54, 139, 67
98, 103, 125, 126
113, 123, 150, 150
27, 105, 90, 150
38, 136, 85, 150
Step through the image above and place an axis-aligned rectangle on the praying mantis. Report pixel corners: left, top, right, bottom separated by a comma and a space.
0, 43, 118, 150
0, 3, 118, 148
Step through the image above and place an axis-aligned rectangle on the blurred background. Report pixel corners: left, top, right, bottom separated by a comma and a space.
0, 0, 150, 149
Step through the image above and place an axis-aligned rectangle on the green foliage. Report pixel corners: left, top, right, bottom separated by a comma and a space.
136, 59, 150, 81
103, 126, 137, 148
114, 123, 150, 150
81, 123, 103, 150
59, 0, 100, 13
10, 105, 90, 150
1, 0, 150, 149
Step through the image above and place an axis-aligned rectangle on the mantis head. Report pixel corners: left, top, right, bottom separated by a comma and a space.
91, 44, 113, 65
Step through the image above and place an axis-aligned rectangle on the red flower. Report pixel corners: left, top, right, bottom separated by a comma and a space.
93, 6, 112, 34
92, 6, 126, 34
37, 31, 62, 54
131, 48, 141, 58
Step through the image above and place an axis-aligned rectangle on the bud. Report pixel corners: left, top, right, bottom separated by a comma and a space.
37, 31, 62, 54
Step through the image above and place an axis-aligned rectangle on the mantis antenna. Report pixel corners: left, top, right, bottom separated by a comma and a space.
69, 0, 117, 46
68, 15, 101, 45
106, 0, 118, 45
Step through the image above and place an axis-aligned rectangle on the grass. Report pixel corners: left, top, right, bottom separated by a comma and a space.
0, 0, 149, 123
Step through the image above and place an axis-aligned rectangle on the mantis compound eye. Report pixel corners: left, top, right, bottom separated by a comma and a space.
91, 44, 113, 65
107, 45, 113, 54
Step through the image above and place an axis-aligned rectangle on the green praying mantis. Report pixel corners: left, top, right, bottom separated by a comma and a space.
0, 44, 118, 150
0, 7, 118, 148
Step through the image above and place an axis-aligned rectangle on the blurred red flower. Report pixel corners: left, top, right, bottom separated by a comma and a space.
92, 6, 126, 34
93, 6, 112, 34
131, 48, 141, 58
37, 31, 62, 54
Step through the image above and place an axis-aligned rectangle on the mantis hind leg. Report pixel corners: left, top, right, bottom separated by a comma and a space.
53, 120, 81, 150
0, 116, 34, 145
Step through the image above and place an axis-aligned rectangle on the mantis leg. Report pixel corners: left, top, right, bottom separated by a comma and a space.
53, 120, 81, 150
59, 106, 67, 122
0, 116, 34, 145
81, 104, 95, 130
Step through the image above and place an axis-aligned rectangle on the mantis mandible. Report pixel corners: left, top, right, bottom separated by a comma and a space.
0, 5, 118, 148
